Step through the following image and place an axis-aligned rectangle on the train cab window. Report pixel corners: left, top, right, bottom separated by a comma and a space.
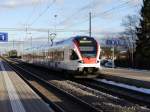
70, 50, 79, 60
74, 37, 97, 58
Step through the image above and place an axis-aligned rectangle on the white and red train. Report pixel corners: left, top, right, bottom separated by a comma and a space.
22, 36, 101, 77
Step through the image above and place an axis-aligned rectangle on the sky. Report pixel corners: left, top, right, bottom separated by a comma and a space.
0, 0, 142, 43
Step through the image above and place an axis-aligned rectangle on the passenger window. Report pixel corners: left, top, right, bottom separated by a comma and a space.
70, 50, 79, 60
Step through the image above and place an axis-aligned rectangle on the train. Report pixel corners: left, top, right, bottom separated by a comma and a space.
8, 50, 18, 58
22, 36, 101, 77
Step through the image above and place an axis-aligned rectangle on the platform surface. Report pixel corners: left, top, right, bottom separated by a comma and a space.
100, 67, 150, 82
0, 59, 53, 112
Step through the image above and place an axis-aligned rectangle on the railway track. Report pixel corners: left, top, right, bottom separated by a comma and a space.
4, 58, 150, 112
75, 78, 150, 108
4, 58, 101, 112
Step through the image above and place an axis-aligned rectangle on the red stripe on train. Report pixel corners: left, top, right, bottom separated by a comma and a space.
82, 58, 96, 64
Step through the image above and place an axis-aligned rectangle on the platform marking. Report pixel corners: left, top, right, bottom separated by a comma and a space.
0, 61, 26, 112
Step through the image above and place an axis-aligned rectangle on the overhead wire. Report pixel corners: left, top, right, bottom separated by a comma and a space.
29, 0, 56, 26
59, 0, 130, 27
13, 0, 142, 40
25, 0, 41, 25
58, 0, 102, 25
63, 0, 134, 29
21, 0, 134, 33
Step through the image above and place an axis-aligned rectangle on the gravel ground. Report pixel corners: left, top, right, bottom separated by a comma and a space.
50, 80, 150, 112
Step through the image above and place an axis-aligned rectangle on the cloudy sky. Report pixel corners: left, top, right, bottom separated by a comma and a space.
0, 0, 142, 42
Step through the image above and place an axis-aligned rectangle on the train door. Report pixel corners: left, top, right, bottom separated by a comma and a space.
67, 49, 79, 71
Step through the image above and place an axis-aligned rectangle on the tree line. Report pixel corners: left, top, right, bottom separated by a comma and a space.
122, 0, 150, 69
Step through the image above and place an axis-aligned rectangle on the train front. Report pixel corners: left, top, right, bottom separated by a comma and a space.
73, 36, 101, 74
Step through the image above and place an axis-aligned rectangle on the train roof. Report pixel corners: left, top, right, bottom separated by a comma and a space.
24, 36, 97, 51
54, 35, 96, 46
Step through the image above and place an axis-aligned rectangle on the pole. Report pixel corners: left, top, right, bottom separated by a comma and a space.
112, 46, 115, 68
22, 41, 24, 58
31, 36, 32, 48
54, 14, 57, 35
89, 12, 92, 37
48, 30, 50, 43
13, 40, 14, 49
30, 33, 33, 62
29, 33, 32, 48
132, 40, 134, 68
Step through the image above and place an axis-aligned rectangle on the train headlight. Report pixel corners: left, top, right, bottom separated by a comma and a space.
97, 60, 100, 63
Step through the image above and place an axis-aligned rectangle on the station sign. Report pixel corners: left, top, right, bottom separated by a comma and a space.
0, 32, 8, 42
105, 39, 126, 47
0, 32, 8, 41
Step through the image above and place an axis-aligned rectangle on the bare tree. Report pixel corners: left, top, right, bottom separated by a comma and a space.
121, 15, 139, 67
122, 15, 138, 42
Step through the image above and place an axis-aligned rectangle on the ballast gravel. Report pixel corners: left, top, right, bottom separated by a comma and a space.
50, 80, 150, 112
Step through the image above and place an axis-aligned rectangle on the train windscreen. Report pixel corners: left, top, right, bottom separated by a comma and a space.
75, 37, 97, 58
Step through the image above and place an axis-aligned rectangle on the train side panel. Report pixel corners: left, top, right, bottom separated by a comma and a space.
22, 36, 101, 76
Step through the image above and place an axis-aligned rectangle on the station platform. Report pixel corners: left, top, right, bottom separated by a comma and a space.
0, 59, 53, 112
100, 67, 150, 88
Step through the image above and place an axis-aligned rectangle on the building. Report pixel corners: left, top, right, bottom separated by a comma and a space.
98, 37, 129, 59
